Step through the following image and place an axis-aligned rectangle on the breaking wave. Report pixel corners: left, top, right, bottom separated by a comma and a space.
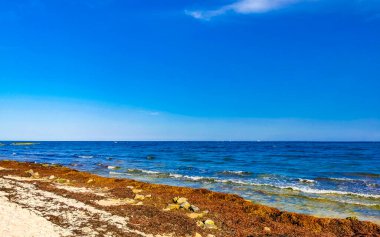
125, 168, 380, 200
218, 171, 253, 176
277, 186, 380, 199
297, 178, 316, 183
124, 169, 379, 199
77, 155, 94, 159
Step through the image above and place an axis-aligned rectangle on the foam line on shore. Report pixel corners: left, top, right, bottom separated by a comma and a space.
124, 168, 380, 199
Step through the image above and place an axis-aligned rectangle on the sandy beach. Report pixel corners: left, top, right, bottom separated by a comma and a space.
2, 0, 379, 236
0, 160, 379, 237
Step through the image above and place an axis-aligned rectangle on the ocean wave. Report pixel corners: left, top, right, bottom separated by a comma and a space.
218, 171, 253, 176
328, 177, 357, 181
366, 183, 379, 188
315, 177, 378, 188
278, 186, 380, 199
297, 178, 316, 183
124, 168, 380, 199
345, 172, 380, 178
127, 168, 160, 175
109, 171, 123, 175
174, 174, 217, 182
316, 177, 358, 182
127, 168, 225, 183
337, 200, 380, 208
78, 155, 94, 159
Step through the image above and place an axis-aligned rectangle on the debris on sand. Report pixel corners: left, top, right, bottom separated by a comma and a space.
0, 160, 379, 237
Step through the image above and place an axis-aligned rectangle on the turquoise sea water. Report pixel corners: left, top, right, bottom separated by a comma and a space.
0, 141, 379, 223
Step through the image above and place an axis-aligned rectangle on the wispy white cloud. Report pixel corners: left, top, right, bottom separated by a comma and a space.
186, 0, 300, 20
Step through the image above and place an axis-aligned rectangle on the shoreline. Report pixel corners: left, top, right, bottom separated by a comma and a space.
0, 160, 379, 237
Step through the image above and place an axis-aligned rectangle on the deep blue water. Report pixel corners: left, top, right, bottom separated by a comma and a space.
0, 141, 379, 223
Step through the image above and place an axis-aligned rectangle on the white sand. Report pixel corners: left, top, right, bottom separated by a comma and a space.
0, 176, 156, 237
54, 183, 107, 197
0, 192, 69, 237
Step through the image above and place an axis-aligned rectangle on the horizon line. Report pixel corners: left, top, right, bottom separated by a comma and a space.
1, 140, 379, 143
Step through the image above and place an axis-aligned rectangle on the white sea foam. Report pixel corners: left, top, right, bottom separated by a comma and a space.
109, 171, 123, 176
78, 155, 94, 159
216, 178, 250, 185
124, 168, 380, 200
127, 169, 160, 175
168, 173, 183, 179
337, 200, 380, 207
168, 173, 217, 182
278, 186, 380, 199
219, 170, 253, 176
326, 177, 357, 182
297, 178, 316, 183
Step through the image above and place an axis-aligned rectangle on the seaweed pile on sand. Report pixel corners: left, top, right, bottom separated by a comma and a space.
0, 160, 379, 237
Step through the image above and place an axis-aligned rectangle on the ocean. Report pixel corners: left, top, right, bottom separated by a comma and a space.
0, 141, 379, 223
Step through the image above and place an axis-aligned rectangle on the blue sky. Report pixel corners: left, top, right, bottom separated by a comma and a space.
0, 0, 379, 141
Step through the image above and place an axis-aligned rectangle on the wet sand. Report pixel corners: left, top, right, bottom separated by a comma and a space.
0, 160, 379, 237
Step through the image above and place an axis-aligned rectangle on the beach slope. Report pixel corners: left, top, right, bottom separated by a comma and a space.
0, 160, 379, 237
